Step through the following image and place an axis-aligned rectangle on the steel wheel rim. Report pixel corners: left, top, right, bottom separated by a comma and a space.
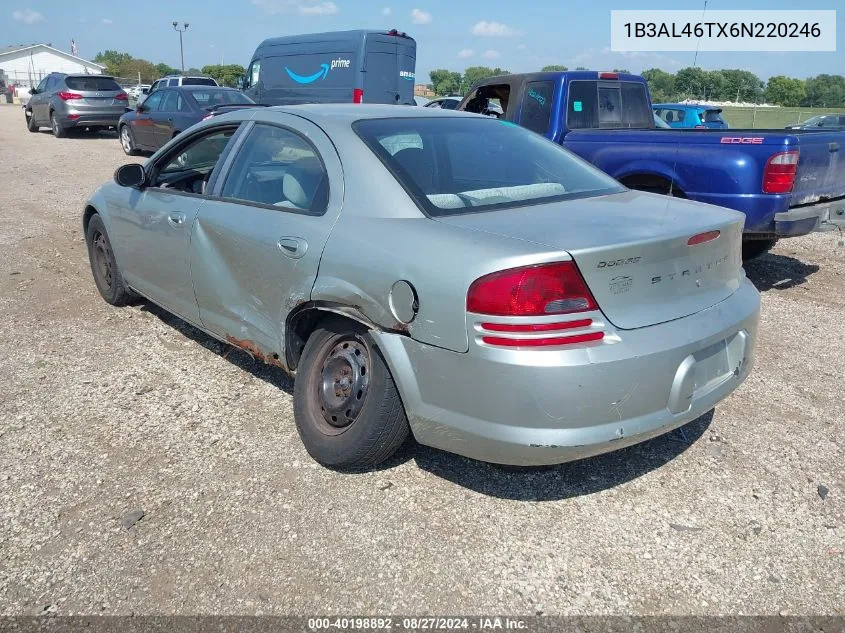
92, 231, 113, 289
315, 338, 370, 433
121, 127, 132, 152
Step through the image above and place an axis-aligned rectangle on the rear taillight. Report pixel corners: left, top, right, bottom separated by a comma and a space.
115, 92, 128, 101
688, 230, 721, 246
353, 88, 364, 104
58, 91, 82, 101
763, 150, 799, 194
467, 262, 598, 317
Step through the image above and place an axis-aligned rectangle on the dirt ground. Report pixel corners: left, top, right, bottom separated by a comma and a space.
0, 104, 843, 616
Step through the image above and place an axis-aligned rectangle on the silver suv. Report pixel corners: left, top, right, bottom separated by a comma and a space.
25, 73, 129, 137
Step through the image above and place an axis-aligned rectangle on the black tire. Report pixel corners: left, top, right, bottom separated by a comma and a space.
26, 109, 38, 132
742, 238, 778, 262
293, 317, 410, 470
120, 125, 139, 156
85, 214, 133, 306
50, 111, 67, 138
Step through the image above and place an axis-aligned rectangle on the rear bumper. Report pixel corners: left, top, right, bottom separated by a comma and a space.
60, 111, 127, 128
781, 198, 845, 233
373, 278, 760, 466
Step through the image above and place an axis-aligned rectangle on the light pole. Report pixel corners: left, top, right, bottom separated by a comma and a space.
172, 22, 189, 72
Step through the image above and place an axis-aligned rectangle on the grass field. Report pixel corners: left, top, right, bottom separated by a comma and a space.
720, 105, 845, 129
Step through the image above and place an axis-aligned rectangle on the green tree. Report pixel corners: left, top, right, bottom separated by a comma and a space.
201, 64, 247, 87
461, 66, 509, 93
641, 68, 676, 102
541, 64, 568, 72
719, 69, 764, 102
94, 50, 134, 75
804, 74, 845, 107
575, 67, 588, 70
121, 58, 159, 83
765, 76, 806, 107
429, 69, 462, 95
155, 62, 179, 77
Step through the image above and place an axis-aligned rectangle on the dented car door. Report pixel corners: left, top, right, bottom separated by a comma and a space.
190, 117, 344, 362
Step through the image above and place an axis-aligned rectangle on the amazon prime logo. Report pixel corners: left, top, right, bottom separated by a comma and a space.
285, 58, 351, 84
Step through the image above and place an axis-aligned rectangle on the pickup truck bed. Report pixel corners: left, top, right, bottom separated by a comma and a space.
564, 127, 845, 237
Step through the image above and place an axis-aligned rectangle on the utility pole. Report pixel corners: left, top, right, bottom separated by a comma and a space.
172, 22, 189, 72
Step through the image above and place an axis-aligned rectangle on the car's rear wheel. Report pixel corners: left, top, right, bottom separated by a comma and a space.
742, 238, 778, 262
25, 110, 38, 132
50, 112, 67, 138
85, 214, 132, 306
120, 125, 138, 156
293, 317, 410, 470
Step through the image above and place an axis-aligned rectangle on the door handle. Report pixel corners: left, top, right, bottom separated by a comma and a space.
167, 212, 187, 228
277, 237, 308, 259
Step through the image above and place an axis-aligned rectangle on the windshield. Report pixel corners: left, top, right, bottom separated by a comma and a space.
354, 117, 624, 217
190, 90, 254, 108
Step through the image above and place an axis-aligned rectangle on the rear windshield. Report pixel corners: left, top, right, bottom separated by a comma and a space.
567, 80, 653, 129
65, 76, 122, 91
182, 77, 217, 86
190, 90, 254, 108
703, 109, 725, 123
354, 117, 624, 217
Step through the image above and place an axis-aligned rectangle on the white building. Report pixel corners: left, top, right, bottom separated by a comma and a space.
0, 43, 105, 97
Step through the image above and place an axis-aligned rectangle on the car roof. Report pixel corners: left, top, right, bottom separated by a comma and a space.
170, 85, 237, 91
262, 103, 483, 123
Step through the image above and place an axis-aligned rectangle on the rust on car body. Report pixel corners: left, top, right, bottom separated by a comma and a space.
226, 335, 286, 369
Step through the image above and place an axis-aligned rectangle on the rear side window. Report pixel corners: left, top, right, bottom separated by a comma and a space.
567, 80, 652, 129
519, 81, 554, 135
65, 76, 121, 91
221, 124, 328, 215
182, 77, 217, 86
168, 78, 179, 87
354, 117, 624, 217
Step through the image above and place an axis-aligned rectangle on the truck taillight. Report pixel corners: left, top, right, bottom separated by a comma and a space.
467, 262, 598, 317
763, 150, 799, 194
58, 91, 82, 101
353, 88, 364, 104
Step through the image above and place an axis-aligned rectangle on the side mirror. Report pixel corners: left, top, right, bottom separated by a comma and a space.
29, 88, 37, 95
236, 75, 246, 91
114, 163, 146, 188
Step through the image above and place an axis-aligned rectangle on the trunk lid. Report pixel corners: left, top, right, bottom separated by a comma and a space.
438, 190, 745, 330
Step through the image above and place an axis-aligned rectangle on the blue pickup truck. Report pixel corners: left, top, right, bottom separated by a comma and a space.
457, 71, 845, 259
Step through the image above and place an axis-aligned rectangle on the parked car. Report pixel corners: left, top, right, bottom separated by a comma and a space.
24, 73, 129, 137
457, 71, 845, 260
653, 103, 729, 129
140, 75, 219, 104
83, 104, 760, 469
118, 86, 256, 156
119, 86, 258, 155
786, 114, 845, 130
126, 84, 151, 100
241, 29, 417, 106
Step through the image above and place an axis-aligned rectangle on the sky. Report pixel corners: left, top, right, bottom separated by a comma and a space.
4, 0, 843, 82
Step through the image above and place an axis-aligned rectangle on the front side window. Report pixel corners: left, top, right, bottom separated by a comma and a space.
520, 81, 554, 135
247, 60, 261, 88
141, 91, 163, 111
354, 117, 624, 217
35, 77, 48, 92
221, 124, 328, 214
153, 127, 238, 193
703, 109, 725, 123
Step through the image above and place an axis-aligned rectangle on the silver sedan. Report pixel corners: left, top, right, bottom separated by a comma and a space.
83, 105, 761, 469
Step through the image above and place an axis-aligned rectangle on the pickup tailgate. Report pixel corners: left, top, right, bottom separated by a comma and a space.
791, 131, 845, 205
439, 190, 746, 330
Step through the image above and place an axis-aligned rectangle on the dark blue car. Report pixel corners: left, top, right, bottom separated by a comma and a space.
653, 103, 729, 129
118, 85, 256, 155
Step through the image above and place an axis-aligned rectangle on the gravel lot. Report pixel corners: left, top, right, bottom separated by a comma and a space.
0, 104, 843, 616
